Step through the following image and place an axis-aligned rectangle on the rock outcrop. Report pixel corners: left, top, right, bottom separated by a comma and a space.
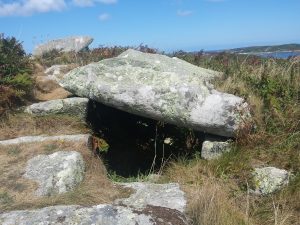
252, 167, 290, 195
201, 140, 231, 160
60, 49, 250, 137
25, 97, 89, 119
33, 36, 93, 56
24, 151, 85, 196
0, 181, 187, 224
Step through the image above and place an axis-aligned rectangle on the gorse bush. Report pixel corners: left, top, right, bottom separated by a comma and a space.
36, 44, 158, 67
0, 34, 33, 115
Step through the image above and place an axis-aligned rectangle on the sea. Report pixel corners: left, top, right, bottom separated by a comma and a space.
249, 51, 300, 59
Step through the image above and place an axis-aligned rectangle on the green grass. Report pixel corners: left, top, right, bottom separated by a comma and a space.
43, 143, 59, 154
0, 192, 14, 206
6, 146, 21, 156
107, 170, 156, 183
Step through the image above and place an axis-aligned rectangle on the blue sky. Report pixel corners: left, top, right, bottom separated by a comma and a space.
1, 0, 300, 53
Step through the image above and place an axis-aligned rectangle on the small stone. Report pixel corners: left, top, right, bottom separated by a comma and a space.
24, 151, 85, 196
44, 64, 78, 83
201, 140, 231, 160
252, 167, 290, 195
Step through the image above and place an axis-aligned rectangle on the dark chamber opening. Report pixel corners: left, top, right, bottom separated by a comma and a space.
86, 100, 205, 178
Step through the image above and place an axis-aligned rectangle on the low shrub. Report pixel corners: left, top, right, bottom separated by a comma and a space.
0, 34, 33, 115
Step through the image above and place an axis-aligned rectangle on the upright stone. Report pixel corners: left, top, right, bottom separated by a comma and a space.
60, 49, 250, 137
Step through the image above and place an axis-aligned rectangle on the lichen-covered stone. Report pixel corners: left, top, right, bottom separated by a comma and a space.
201, 140, 231, 160
252, 167, 290, 195
0, 204, 188, 225
33, 36, 93, 56
60, 49, 250, 137
116, 182, 186, 213
44, 64, 78, 83
25, 97, 89, 119
24, 151, 85, 196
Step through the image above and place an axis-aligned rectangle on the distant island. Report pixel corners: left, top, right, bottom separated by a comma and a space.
226, 43, 300, 54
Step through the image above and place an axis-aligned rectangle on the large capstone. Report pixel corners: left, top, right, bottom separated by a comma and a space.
33, 36, 93, 56
60, 49, 250, 137
23, 151, 85, 196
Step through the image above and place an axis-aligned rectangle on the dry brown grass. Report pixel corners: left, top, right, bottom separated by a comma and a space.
0, 139, 131, 212
187, 181, 250, 225
34, 87, 72, 101
162, 154, 300, 225
0, 113, 89, 141
162, 158, 251, 225
32, 62, 76, 101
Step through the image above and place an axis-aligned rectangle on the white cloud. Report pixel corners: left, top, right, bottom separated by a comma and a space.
98, 12, 110, 21
0, 0, 66, 16
72, 0, 117, 7
0, 0, 117, 16
177, 9, 192, 17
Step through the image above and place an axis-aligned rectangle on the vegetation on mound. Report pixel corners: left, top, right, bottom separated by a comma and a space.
168, 51, 300, 225
35, 44, 157, 67
0, 34, 33, 116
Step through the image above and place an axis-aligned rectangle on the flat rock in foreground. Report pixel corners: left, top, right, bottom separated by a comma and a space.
33, 36, 93, 56
0, 204, 188, 225
60, 49, 250, 137
0, 182, 188, 224
116, 182, 186, 213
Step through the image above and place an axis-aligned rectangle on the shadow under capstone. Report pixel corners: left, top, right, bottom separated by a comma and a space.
86, 100, 205, 178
